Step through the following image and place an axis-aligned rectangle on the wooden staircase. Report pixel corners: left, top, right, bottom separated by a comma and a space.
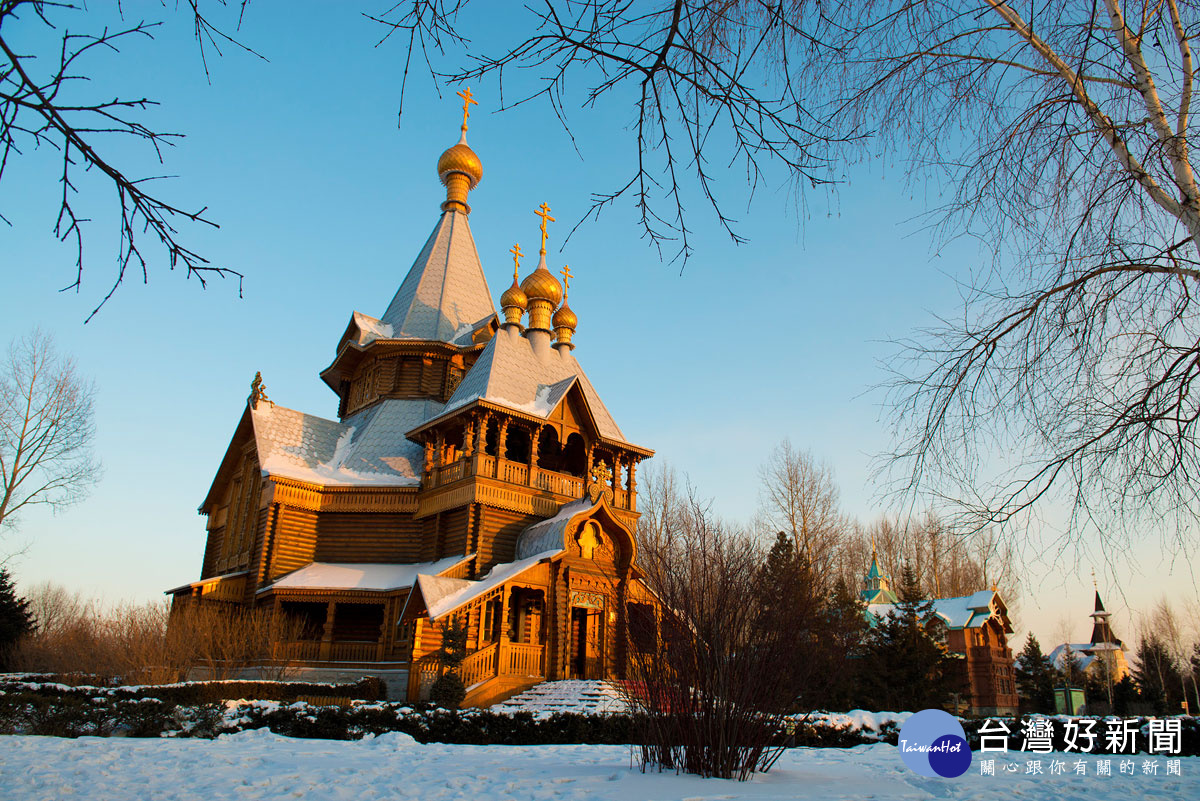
408, 641, 547, 707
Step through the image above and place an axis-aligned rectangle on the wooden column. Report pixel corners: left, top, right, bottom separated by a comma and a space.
320, 600, 337, 661
627, 459, 638, 511
463, 417, 475, 457
528, 426, 540, 486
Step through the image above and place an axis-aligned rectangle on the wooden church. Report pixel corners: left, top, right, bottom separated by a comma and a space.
167, 91, 655, 705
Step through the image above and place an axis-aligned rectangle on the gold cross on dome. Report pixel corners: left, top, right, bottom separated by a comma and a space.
509, 243, 523, 280
560, 265, 572, 298
457, 87, 478, 132
534, 202, 555, 254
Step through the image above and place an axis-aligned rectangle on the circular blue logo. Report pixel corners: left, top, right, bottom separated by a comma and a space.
897, 709, 971, 778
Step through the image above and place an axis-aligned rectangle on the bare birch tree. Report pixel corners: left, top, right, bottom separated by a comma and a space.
1, 1, 254, 319
0, 329, 99, 535
756, 439, 843, 578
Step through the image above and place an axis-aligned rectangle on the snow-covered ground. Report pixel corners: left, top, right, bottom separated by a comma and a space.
1, 730, 1195, 801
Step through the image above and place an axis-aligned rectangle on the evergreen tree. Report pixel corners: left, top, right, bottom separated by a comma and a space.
755, 532, 810, 624
1112, 675, 1139, 715
430, 615, 469, 708
1057, 646, 1085, 689
863, 562, 950, 711
821, 575, 870, 711
1133, 634, 1183, 714
0, 568, 34, 670
1014, 633, 1056, 713
755, 531, 827, 711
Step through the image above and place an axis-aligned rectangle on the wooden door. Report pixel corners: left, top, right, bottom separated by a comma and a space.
570, 607, 588, 678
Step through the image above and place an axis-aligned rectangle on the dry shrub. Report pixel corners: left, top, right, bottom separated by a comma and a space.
14, 583, 302, 684
624, 472, 822, 780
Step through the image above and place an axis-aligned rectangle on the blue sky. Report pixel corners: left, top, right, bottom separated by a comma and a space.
2, 2, 1193, 650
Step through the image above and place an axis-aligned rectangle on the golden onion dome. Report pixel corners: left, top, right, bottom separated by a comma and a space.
500, 278, 528, 310
552, 300, 577, 330
437, 141, 483, 188
520, 264, 563, 306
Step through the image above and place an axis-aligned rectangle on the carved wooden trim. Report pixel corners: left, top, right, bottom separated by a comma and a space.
267, 478, 419, 513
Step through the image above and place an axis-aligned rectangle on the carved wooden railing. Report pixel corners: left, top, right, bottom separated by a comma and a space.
273, 640, 393, 663
273, 641, 321, 661
408, 652, 442, 701
503, 642, 545, 677
459, 643, 499, 689
533, 470, 582, 498
502, 460, 529, 486
427, 454, 613, 503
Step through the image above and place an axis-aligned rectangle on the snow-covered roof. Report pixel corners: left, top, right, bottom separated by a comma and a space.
866, 591, 1002, 630
346, 311, 394, 347
251, 398, 439, 487
164, 571, 248, 596
515, 498, 592, 560
378, 210, 498, 344
424, 550, 560, 620
262, 555, 470, 593
1048, 643, 1101, 672
930, 591, 998, 628
421, 326, 632, 445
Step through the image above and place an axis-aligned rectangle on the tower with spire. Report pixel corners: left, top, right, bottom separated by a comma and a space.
1048, 584, 1131, 703
861, 539, 898, 604
171, 92, 655, 705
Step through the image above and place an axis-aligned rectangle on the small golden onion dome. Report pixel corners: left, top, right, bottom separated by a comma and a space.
437, 141, 483, 188
521, 265, 563, 306
552, 301, 577, 330
500, 278, 528, 310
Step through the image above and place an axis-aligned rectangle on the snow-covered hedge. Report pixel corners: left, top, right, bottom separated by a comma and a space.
0, 674, 384, 704
5, 675, 1195, 753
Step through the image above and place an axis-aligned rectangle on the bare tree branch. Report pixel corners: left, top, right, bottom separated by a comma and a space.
0, 0, 254, 320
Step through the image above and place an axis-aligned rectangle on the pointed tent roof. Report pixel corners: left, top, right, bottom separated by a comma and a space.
1090, 591, 1123, 646
861, 549, 897, 604
378, 210, 498, 343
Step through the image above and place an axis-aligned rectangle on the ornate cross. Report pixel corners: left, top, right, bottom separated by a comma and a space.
509, 243, 523, 280
457, 87, 478, 132
560, 264, 572, 298
590, 461, 612, 486
588, 460, 614, 504
534, 202, 555, 253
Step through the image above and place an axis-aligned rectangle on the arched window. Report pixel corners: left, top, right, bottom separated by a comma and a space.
483, 418, 500, 456
504, 425, 531, 463
536, 426, 561, 471
561, 432, 587, 477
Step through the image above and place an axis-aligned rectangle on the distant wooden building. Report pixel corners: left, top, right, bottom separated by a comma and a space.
862, 551, 1019, 715
167, 95, 655, 705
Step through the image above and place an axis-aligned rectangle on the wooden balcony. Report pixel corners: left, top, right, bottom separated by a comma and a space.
968, 645, 1011, 662
424, 453, 636, 511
